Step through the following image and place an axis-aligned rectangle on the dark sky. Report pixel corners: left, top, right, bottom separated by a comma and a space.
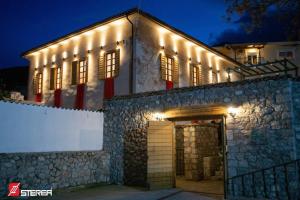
0, 0, 236, 69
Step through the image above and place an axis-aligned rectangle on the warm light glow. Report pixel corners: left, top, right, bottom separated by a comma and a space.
171, 34, 181, 40
100, 30, 107, 46
87, 53, 94, 84
246, 48, 258, 53
84, 30, 94, 36
159, 37, 165, 47
62, 51, 68, 59
116, 32, 122, 43
228, 107, 239, 116
158, 27, 168, 34
112, 19, 124, 26
153, 112, 165, 121
72, 36, 80, 41
207, 52, 214, 67
43, 56, 47, 65
51, 55, 56, 62
197, 47, 204, 52
74, 47, 78, 55
50, 44, 58, 50
61, 39, 69, 45
186, 41, 193, 47
97, 25, 108, 31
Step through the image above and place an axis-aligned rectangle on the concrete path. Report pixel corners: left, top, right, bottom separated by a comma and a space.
163, 192, 219, 200
36, 184, 222, 200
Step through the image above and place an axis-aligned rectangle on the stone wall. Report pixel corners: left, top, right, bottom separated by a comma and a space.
0, 151, 110, 197
183, 125, 221, 181
103, 76, 299, 189
183, 126, 198, 180
292, 80, 300, 158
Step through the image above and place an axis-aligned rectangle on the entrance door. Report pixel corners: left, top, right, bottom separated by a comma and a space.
147, 121, 175, 190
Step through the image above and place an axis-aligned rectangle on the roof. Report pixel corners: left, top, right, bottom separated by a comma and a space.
21, 8, 241, 66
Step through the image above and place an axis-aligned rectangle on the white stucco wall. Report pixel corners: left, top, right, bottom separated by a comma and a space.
0, 101, 103, 153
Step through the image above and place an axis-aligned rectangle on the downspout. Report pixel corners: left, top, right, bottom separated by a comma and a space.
126, 14, 134, 94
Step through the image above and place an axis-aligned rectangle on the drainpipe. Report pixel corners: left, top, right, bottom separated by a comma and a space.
126, 14, 134, 94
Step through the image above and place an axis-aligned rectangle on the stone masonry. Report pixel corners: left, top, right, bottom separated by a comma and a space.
183, 125, 221, 181
0, 151, 110, 197
103, 76, 300, 197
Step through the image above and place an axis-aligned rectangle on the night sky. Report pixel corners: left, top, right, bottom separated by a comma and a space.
0, 0, 236, 69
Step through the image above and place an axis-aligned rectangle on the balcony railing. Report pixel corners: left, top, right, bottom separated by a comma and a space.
236, 57, 265, 65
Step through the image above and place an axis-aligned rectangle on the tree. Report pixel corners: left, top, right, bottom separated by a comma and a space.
225, 0, 300, 40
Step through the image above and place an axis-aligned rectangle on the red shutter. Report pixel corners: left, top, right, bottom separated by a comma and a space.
75, 84, 85, 109
35, 93, 42, 102
54, 89, 62, 108
104, 78, 114, 99
166, 80, 173, 90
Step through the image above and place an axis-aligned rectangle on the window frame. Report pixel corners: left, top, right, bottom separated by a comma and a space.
78, 59, 87, 84
36, 72, 43, 94
277, 49, 295, 59
55, 66, 62, 90
165, 55, 174, 82
105, 50, 117, 79
192, 65, 200, 86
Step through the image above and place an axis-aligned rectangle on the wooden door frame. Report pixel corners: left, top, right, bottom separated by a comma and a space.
163, 105, 228, 198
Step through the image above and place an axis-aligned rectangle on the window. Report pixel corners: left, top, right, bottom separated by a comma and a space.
36, 73, 43, 94
50, 66, 62, 90
105, 51, 116, 78
278, 50, 294, 59
212, 71, 218, 83
166, 57, 173, 81
247, 55, 258, 65
79, 59, 87, 84
160, 54, 179, 83
56, 67, 62, 89
192, 65, 199, 86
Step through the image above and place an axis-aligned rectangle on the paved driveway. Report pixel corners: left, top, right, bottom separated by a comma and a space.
36, 185, 221, 200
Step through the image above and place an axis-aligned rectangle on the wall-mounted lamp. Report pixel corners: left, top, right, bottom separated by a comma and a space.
228, 107, 239, 117
116, 40, 125, 46
73, 54, 77, 58
154, 112, 165, 121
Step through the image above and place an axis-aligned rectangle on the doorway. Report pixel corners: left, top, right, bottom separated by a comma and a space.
174, 119, 225, 198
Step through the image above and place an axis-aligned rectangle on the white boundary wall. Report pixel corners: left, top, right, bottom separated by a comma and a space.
0, 101, 103, 153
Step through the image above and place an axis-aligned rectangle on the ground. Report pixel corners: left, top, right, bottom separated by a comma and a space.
34, 184, 222, 200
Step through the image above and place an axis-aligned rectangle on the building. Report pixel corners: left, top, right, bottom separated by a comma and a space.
22, 8, 243, 110
1, 8, 299, 199
214, 41, 300, 77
